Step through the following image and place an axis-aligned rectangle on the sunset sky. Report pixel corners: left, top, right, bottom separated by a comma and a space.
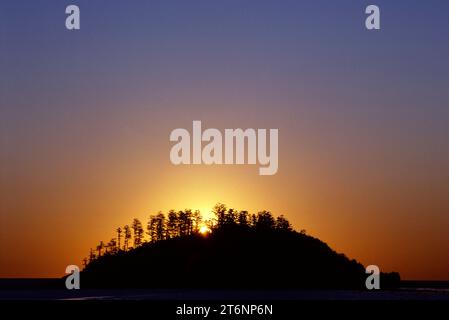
1, 0, 449, 280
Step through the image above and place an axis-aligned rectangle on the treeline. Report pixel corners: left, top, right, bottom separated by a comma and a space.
83, 203, 295, 267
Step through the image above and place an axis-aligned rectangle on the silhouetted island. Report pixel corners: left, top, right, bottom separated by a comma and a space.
80, 204, 400, 289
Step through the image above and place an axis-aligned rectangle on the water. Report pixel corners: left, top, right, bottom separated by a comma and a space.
1, 279, 449, 300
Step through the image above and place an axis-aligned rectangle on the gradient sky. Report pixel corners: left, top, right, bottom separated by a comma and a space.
1, 0, 449, 280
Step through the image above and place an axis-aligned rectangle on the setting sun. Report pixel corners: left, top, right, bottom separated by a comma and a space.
199, 225, 211, 235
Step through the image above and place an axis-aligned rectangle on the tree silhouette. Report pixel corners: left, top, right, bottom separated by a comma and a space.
85, 205, 297, 261
178, 210, 192, 236
96, 241, 105, 257
250, 213, 257, 227
132, 219, 144, 247
255, 211, 275, 231
88, 248, 95, 263
225, 208, 238, 225
79, 204, 400, 289
238, 210, 249, 227
192, 210, 202, 233
123, 225, 131, 251
116, 227, 122, 251
275, 215, 292, 231
147, 215, 157, 242
166, 210, 178, 239
107, 238, 117, 254
155, 212, 165, 241
213, 203, 227, 227
81, 203, 401, 291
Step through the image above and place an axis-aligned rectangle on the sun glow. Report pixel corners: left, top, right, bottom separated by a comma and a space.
199, 225, 211, 235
